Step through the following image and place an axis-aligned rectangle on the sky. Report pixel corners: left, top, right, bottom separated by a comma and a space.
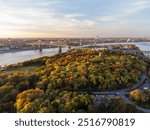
0, 0, 150, 38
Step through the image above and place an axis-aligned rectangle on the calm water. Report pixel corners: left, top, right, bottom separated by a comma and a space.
0, 42, 150, 66
96, 42, 150, 51
0, 48, 67, 66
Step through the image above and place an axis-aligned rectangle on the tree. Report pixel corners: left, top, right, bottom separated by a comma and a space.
15, 88, 44, 113
130, 89, 142, 102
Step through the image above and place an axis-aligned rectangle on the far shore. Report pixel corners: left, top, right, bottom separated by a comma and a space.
0, 46, 58, 54
0, 41, 149, 54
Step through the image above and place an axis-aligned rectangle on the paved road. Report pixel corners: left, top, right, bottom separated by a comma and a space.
79, 72, 150, 113
79, 72, 147, 95
139, 79, 150, 90
119, 95, 150, 113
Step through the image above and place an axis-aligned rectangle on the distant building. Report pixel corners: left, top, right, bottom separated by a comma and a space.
127, 39, 130, 42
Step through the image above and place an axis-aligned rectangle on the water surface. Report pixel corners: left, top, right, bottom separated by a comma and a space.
0, 48, 67, 66
0, 42, 150, 66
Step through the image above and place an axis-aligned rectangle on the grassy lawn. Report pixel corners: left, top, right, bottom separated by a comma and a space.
2, 66, 40, 75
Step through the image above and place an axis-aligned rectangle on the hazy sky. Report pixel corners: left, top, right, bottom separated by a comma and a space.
0, 0, 150, 38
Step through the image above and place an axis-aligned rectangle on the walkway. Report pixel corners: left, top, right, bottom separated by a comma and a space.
120, 95, 150, 113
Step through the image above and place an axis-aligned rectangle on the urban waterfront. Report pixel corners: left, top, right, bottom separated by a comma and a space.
0, 42, 149, 66
0, 47, 68, 66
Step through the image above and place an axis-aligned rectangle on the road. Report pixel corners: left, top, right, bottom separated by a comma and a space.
79, 72, 146, 95
79, 72, 150, 113
120, 95, 150, 113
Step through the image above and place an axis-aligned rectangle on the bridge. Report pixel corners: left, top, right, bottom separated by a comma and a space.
35, 40, 150, 58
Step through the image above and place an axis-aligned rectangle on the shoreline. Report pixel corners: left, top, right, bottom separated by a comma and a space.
0, 42, 149, 67
0, 41, 149, 54
0, 46, 58, 54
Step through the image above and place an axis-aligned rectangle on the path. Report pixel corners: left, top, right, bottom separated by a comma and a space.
79, 72, 150, 113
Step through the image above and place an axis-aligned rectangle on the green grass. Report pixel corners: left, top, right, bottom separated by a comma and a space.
2, 66, 40, 75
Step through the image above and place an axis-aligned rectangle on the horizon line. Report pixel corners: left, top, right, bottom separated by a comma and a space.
0, 36, 150, 39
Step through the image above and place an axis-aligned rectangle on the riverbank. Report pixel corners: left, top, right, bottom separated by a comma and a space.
0, 46, 58, 54
0, 42, 149, 67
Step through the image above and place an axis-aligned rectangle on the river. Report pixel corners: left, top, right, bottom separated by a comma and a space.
0, 42, 149, 66
0, 47, 67, 66
96, 42, 150, 51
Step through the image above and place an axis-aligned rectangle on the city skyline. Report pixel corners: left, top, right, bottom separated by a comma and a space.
0, 0, 150, 38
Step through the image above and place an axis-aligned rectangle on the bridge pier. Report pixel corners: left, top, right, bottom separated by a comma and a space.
58, 46, 62, 54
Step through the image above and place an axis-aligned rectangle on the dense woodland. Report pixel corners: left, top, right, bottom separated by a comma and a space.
0, 49, 148, 112
130, 89, 150, 109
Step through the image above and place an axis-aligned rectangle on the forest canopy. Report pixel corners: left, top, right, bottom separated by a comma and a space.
0, 49, 147, 113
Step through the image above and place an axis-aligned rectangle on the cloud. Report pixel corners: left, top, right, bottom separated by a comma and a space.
96, 0, 150, 25
123, 0, 150, 15
0, 0, 97, 37
64, 14, 85, 19
0, 0, 150, 37
98, 16, 116, 22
